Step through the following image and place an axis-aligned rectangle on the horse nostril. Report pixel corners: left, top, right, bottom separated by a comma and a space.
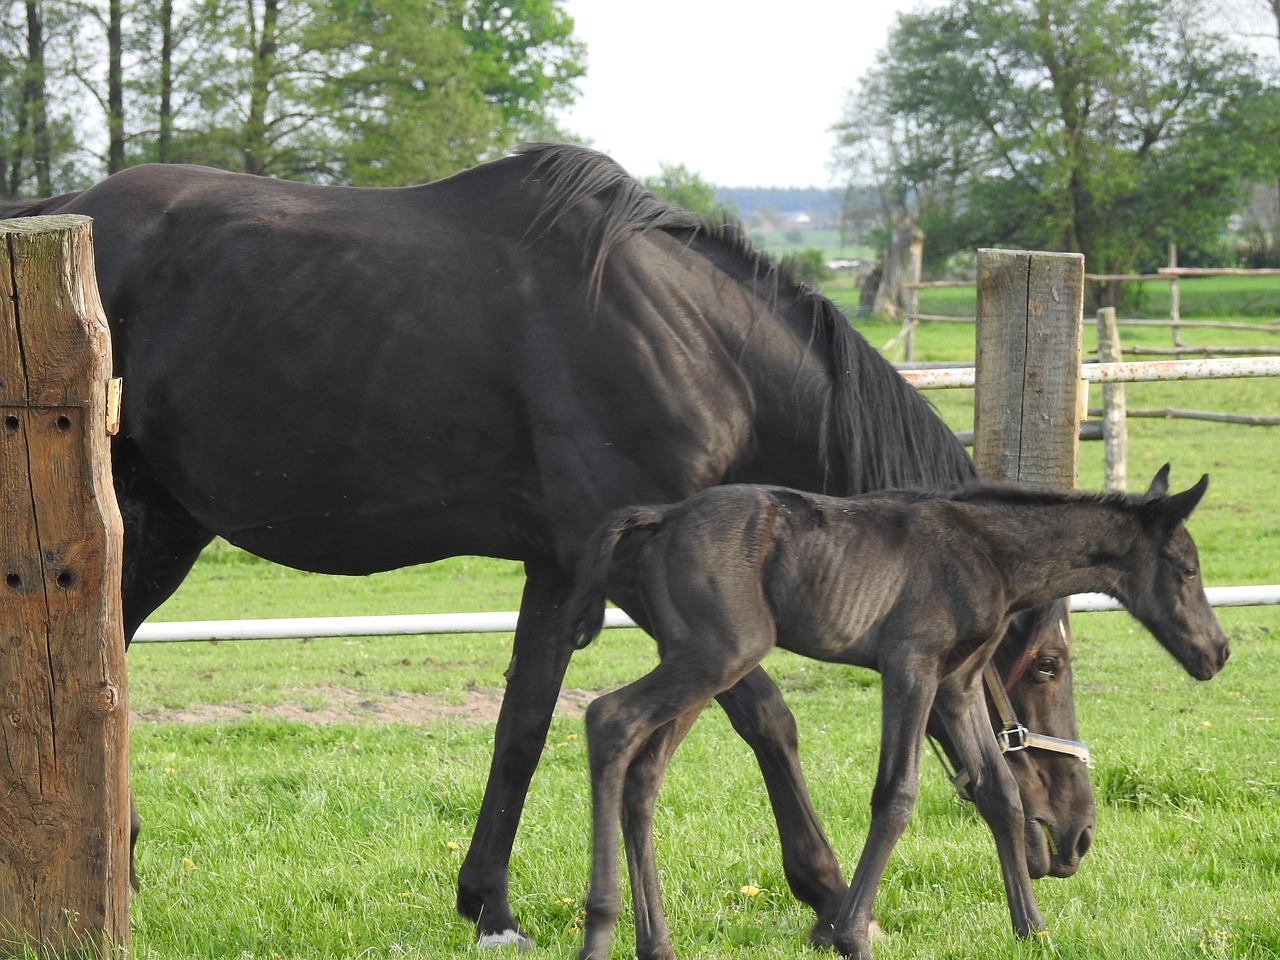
1075, 824, 1094, 861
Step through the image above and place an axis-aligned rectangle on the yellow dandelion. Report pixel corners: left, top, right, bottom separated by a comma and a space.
182, 857, 194, 868
740, 884, 761, 897
446, 840, 461, 851
163, 767, 175, 774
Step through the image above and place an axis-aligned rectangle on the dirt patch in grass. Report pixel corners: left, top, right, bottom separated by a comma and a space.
132, 684, 600, 725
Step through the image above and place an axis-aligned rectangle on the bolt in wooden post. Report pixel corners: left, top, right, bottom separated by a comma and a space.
0, 216, 127, 958
973, 249, 1085, 488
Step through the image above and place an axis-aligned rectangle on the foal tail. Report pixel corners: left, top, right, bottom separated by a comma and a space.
562, 507, 666, 649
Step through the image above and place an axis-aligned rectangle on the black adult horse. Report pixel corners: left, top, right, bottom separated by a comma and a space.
0, 144, 1093, 947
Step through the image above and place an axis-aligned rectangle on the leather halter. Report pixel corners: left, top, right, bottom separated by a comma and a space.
934, 660, 1093, 801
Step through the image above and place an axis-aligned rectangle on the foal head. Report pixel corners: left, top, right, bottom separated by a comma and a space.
1115, 466, 1230, 681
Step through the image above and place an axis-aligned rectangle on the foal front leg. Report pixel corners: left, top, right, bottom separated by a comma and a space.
934, 679, 1045, 938
830, 668, 938, 960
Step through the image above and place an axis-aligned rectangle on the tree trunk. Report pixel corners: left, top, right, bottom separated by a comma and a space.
24, 0, 51, 195
244, 0, 278, 176
872, 222, 923, 319
107, 0, 125, 173
158, 0, 173, 163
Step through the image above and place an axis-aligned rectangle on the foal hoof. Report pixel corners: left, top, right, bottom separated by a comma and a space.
810, 917, 883, 949
476, 928, 534, 951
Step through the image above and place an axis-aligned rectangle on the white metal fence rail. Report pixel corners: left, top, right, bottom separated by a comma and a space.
133, 585, 1280, 644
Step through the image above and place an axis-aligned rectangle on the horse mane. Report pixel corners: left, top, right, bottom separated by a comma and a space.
517, 141, 978, 496
940, 483, 1131, 510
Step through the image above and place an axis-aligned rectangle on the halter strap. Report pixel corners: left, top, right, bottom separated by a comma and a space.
933, 659, 1093, 801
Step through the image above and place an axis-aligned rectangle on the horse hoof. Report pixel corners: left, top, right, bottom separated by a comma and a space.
476, 929, 534, 951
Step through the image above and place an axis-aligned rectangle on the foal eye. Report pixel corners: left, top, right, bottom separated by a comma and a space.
1181, 566, 1198, 581
1033, 657, 1058, 681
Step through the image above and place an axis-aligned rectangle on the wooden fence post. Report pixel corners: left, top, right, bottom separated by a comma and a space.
973, 249, 1085, 488
0, 216, 128, 958
1095, 306, 1128, 492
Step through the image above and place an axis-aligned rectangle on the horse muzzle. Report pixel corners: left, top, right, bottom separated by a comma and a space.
1026, 817, 1094, 879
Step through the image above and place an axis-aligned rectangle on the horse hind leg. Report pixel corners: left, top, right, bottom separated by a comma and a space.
115, 445, 214, 891
458, 560, 575, 949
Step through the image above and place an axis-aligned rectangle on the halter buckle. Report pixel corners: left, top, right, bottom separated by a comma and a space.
995, 723, 1030, 753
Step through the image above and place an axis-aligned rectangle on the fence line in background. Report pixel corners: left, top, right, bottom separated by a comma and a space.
898, 355, 1280, 389
134, 584, 1280, 644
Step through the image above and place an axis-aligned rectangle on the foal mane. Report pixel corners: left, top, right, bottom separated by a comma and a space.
517, 142, 977, 496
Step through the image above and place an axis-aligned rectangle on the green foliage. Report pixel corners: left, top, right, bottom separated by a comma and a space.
836, 0, 1280, 303
0, 0, 585, 192
643, 162, 736, 220
779, 246, 833, 286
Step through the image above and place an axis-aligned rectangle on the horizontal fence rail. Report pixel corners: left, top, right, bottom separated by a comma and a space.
899, 355, 1280, 389
134, 586, 1279, 643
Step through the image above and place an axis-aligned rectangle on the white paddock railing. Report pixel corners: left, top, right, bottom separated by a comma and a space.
898, 354, 1280, 389
133, 586, 1279, 644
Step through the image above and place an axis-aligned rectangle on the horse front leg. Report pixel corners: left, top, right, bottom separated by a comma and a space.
457, 561, 574, 949
714, 667, 848, 943
934, 677, 1045, 938
831, 667, 937, 960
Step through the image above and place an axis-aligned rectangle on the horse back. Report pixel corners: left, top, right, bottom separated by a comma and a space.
38, 158, 760, 573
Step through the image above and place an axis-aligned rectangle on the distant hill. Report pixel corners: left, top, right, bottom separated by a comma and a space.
715, 186, 844, 220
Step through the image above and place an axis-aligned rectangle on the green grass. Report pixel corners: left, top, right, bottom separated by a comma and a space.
116, 296, 1280, 959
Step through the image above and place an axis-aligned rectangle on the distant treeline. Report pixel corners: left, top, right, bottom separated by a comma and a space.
716, 186, 845, 219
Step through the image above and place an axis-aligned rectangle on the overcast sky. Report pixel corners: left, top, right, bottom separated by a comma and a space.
554, 1, 1279, 191
554, 0, 941, 190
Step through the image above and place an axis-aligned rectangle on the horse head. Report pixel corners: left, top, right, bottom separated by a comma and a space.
930, 600, 1096, 878
1122, 466, 1230, 682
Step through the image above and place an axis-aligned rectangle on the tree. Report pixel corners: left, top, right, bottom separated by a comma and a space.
642, 162, 735, 221
837, 0, 1280, 306
0, 0, 585, 192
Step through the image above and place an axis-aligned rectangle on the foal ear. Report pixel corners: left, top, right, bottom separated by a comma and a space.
1144, 463, 1172, 498
1148, 474, 1209, 533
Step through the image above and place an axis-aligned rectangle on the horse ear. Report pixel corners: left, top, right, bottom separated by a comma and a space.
1144, 463, 1172, 498
1148, 474, 1209, 533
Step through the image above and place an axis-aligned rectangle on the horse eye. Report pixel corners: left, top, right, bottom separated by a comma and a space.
1034, 656, 1058, 680
1181, 566, 1198, 581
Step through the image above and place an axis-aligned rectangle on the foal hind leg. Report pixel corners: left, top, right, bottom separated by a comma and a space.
622, 707, 704, 960
715, 666, 848, 941
458, 560, 574, 948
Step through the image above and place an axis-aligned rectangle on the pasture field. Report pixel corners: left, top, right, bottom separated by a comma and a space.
121, 298, 1280, 958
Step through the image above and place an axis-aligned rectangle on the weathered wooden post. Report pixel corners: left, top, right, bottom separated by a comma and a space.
1095, 306, 1128, 492
0, 216, 128, 957
973, 249, 1085, 488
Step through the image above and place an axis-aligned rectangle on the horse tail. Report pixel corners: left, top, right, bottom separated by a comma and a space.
562, 506, 666, 650
0, 191, 85, 219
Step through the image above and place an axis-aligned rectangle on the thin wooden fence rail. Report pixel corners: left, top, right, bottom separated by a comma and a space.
899, 355, 1280, 389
